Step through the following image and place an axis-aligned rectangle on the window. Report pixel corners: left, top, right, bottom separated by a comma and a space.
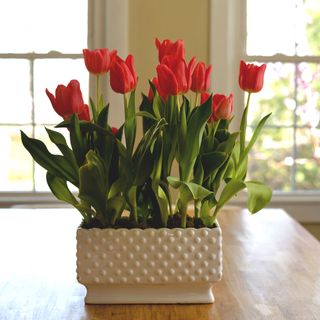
246, 0, 320, 192
0, 0, 88, 192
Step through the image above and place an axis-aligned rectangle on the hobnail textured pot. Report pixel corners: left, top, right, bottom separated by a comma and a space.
76, 225, 222, 304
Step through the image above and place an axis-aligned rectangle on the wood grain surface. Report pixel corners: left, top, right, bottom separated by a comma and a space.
0, 207, 319, 320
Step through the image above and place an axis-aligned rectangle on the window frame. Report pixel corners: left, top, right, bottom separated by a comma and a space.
0, 0, 128, 206
209, 0, 320, 222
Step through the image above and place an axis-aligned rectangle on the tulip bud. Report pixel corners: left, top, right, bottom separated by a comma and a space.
111, 127, 118, 135
156, 56, 195, 97
155, 38, 185, 62
46, 80, 90, 121
238, 60, 267, 93
110, 54, 138, 94
83, 48, 117, 75
215, 94, 233, 120
191, 62, 212, 93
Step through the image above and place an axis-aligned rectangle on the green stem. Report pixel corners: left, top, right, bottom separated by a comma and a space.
194, 92, 199, 108
212, 119, 220, 139
240, 92, 251, 154
123, 94, 128, 119
194, 200, 201, 220
96, 75, 100, 113
178, 199, 188, 228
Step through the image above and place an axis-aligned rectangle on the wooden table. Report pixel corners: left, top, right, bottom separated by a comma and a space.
0, 207, 319, 320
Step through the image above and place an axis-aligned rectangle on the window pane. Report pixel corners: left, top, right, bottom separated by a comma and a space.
297, 0, 320, 56
34, 59, 89, 124
247, 128, 293, 191
0, 0, 87, 53
247, 0, 320, 56
0, 126, 33, 191
248, 63, 295, 127
296, 63, 320, 127
0, 59, 32, 124
296, 128, 320, 190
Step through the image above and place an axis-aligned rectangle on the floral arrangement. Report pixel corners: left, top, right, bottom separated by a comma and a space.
21, 39, 271, 229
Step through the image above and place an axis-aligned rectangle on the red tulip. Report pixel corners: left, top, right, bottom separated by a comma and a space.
83, 48, 117, 75
201, 92, 233, 122
110, 54, 137, 94
215, 93, 233, 120
155, 38, 185, 62
148, 77, 168, 102
191, 62, 212, 93
46, 80, 90, 121
156, 56, 196, 96
238, 60, 267, 93
111, 127, 118, 135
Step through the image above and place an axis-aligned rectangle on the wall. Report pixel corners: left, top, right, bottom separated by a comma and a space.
128, 0, 210, 95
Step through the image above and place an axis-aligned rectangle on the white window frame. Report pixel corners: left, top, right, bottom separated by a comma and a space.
0, 0, 128, 207
209, 0, 320, 222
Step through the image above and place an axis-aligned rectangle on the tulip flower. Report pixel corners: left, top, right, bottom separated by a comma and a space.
111, 127, 118, 135
155, 38, 185, 62
201, 92, 233, 122
46, 80, 90, 121
238, 60, 267, 93
191, 62, 212, 93
156, 56, 196, 96
83, 48, 117, 75
110, 54, 137, 94
215, 94, 233, 120
148, 77, 168, 102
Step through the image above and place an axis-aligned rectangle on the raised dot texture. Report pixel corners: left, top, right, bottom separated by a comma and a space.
162, 261, 168, 267
195, 237, 201, 244
77, 226, 222, 285
101, 253, 107, 259
189, 275, 195, 281
100, 270, 107, 276
201, 229, 209, 237
195, 252, 202, 259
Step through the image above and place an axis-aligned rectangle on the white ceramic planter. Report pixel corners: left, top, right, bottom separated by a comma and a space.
76, 225, 222, 304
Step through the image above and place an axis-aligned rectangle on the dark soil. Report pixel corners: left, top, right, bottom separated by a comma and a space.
80, 213, 216, 229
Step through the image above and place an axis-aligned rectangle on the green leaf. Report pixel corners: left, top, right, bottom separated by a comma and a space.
78, 150, 107, 222
45, 128, 78, 172
245, 181, 272, 213
107, 196, 126, 225
179, 95, 212, 181
89, 97, 98, 123
124, 90, 137, 156
21, 131, 78, 186
214, 179, 246, 215
167, 176, 213, 201
216, 132, 239, 154
69, 114, 88, 166
200, 201, 215, 227
139, 94, 156, 134
201, 151, 228, 180
46, 172, 91, 222
46, 172, 78, 206
97, 104, 110, 129
136, 111, 158, 121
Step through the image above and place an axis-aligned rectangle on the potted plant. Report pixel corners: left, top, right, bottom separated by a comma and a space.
21, 38, 271, 304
